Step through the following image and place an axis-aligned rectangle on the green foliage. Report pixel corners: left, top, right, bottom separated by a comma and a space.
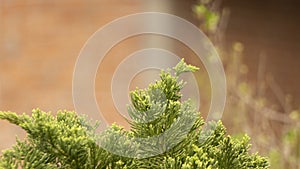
0, 60, 269, 168
193, 3, 219, 33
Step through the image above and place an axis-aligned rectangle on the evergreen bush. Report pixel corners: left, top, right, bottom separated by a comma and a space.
0, 60, 269, 169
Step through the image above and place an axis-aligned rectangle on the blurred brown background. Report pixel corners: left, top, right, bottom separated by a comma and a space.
222, 0, 300, 106
0, 0, 299, 164
0, 0, 146, 151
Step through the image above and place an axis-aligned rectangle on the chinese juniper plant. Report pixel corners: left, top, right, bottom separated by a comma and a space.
0, 60, 269, 169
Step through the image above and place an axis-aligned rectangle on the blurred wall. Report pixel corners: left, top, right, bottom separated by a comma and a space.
0, 0, 144, 151
222, 0, 300, 106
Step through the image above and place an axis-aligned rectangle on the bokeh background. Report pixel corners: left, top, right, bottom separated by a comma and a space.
0, 0, 299, 168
